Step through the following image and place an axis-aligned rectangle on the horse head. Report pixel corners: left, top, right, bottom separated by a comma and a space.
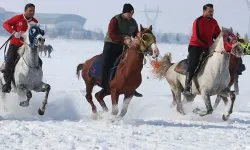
21, 24, 45, 48
137, 24, 159, 59
214, 27, 244, 58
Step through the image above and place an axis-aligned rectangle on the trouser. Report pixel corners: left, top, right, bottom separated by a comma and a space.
3, 44, 43, 85
185, 45, 207, 88
187, 45, 204, 73
237, 57, 245, 75
101, 42, 123, 89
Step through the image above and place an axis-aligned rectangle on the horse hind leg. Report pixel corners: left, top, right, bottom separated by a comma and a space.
172, 86, 185, 115
35, 82, 51, 116
95, 89, 108, 112
170, 90, 177, 108
84, 80, 99, 119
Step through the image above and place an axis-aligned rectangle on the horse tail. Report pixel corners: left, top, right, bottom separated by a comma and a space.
76, 63, 84, 79
152, 53, 173, 80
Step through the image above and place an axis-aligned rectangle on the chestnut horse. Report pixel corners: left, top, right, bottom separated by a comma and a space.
76, 25, 159, 119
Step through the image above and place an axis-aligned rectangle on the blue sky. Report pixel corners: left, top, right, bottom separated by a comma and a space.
2, 0, 249, 35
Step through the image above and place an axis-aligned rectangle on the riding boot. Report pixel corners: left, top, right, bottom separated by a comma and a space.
2, 44, 18, 93
134, 90, 143, 97
183, 72, 193, 95
38, 57, 43, 68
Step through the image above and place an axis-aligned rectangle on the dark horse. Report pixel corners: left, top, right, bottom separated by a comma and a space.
76, 25, 159, 120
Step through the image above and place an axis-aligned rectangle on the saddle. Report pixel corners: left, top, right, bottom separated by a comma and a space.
174, 51, 211, 76
88, 54, 122, 87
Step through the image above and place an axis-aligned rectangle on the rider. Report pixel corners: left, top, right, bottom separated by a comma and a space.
234, 33, 248, 94
2, 3, 43, 93
100, 3, 143, 97
184, 3, 221, 94
236, 33, 250, 55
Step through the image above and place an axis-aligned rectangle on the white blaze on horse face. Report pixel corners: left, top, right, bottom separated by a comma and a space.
36, 34, 45, 46
151, 43, 159, 58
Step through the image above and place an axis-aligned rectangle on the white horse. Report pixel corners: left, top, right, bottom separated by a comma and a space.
0, 25, 51, 116
154, 27, 244, 121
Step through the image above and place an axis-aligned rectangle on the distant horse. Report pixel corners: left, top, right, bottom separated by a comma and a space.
0, 25, 51, 115
153, 27, 243, 121
76, 25, 159, 120
39, 44, 53, 58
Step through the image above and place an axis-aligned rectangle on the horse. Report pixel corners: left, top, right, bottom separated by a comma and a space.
212, 33, 248, 109
0, 25, 51, 116
39, 44, 53, 58
76, 24, 159, 120
153, 27, 244, 121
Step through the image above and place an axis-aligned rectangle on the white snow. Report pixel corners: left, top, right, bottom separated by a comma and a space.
0, 37, 250, 150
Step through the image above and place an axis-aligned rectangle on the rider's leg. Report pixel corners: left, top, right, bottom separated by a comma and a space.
100, 42, 123, 94
2, 44, 19, 93
184, 45, 202, 94
38, 56, 43, 68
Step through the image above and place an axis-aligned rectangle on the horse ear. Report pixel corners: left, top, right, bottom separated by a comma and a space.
230, 27, 233, 32
149, 25, 153, 31
140, 24, 144, 32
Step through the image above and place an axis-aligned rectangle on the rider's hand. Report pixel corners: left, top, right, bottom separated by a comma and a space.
13, 31, 22, 39
124, 36, 131, 46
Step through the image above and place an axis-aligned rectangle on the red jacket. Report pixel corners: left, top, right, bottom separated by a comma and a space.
189, 15, 221, 49
3, 14, 38, 47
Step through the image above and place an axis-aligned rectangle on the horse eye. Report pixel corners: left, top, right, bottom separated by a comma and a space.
227, 36, 232, 42
142, 35, 148, 41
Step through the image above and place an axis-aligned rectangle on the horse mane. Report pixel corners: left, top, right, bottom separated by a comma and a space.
208, 32, 223, 54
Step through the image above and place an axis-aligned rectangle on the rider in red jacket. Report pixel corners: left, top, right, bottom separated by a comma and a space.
2, 3, 43, 93
183, 3, 221, 95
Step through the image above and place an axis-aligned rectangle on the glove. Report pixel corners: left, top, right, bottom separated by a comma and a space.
124, 36, 131, 46
13, 31, 22, 38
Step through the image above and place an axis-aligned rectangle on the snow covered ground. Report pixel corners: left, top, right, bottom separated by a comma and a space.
0, 37, 250, 150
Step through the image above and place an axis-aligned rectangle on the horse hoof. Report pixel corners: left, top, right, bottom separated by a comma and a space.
193, 108, 200, 114
38, 108, 45, 116
20, 101, 29, 107
222, 114, 229, 121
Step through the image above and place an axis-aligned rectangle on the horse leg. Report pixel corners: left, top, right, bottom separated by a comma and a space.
182, 93, 195, 105
234, 74, 239, 95
193, 92, 213, 116
111, 90, 119, 116
213, 95, 222, 110
48, 52, 51, 58
85, 81, 97, 115
95, 89, 108, 112
170, 90, 177, 108
35, 82, 51, 115
213, 94, 228, 110
174, 88, 185, 115
118, 94, 133, 118
16, 85, 31, 107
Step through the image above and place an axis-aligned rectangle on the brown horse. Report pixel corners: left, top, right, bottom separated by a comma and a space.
76, 25, 159, 120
